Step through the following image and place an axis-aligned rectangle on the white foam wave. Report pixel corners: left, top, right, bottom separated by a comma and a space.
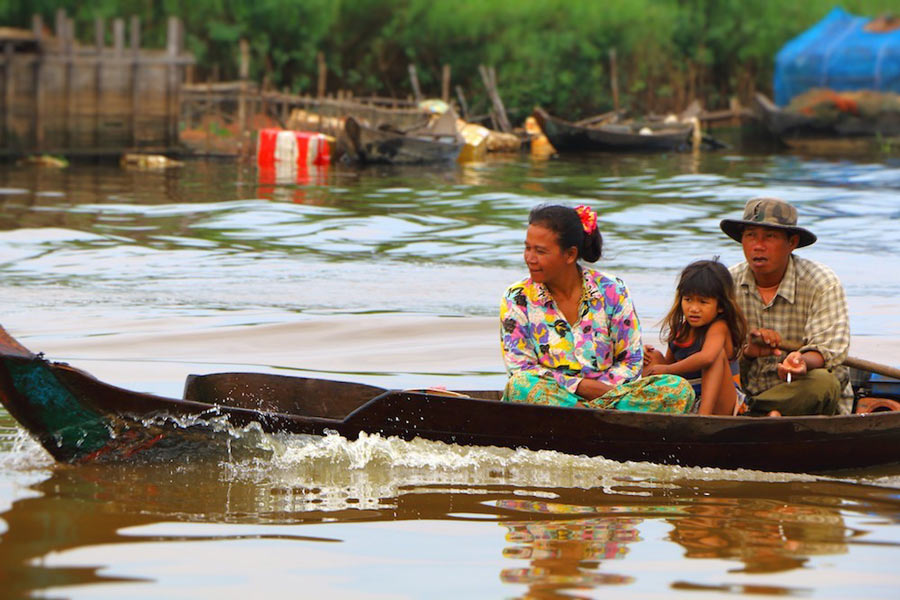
0, 427, 54, 471
210, 429, 824, 513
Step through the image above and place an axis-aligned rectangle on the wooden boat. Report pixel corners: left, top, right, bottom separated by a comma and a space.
343, 108, 464, 165
533, 107, 695, 153
754, 92, 900, 152
2, 325, 900, 473
285, 98, 434, 142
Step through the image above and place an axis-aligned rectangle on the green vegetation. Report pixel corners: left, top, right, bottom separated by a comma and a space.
1, 0, 897, 122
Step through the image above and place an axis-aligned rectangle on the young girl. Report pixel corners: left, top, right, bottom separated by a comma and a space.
644, 259, 748, 415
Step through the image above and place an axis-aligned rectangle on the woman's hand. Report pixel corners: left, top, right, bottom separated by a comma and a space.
643, 345, 665, 367
576, 378, 613, 401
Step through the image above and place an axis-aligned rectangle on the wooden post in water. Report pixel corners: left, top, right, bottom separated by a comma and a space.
479, 64, 511, 133
113, 18, 124, 54
205, 77, 212, 155
609, 48, 620, 112
455, 85, 469, 120
316, 52, 326, 98
441, 64, 450, 103
32, 15, 45, 151
3, 42, 12, 148
408, 64, 422, 103
63, 15, 74, 149
238, 39, 249, 155
166, 17, 182, 149
130, 16, 141, 148
94, 18, 104, 151
113, 18, 124, 151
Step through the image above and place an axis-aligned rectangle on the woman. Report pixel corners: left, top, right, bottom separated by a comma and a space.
500, 204, 694, 412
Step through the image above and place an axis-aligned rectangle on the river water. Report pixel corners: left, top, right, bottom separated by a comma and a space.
1, 151, 900, 598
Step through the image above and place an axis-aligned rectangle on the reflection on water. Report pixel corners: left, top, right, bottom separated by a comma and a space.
498, 500, 641, 594
3, 426, 900, 597
670, 496, 849, 573
2, 440, 899, 598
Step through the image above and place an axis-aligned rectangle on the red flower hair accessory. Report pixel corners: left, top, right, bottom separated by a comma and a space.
574, 205, 598, 235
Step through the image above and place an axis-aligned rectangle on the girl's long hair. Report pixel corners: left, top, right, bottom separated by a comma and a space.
660, 258, 747, 350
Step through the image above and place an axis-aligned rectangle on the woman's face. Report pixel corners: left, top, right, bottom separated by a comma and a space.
524, 224, 577, 285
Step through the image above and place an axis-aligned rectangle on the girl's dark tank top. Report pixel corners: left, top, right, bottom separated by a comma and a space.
668, 329, 705, 381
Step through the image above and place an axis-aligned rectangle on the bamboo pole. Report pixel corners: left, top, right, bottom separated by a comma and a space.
316, 52, 326, 98
32, 14, 44, 150
63, 16, 74, 149
479, 64, 511, 132
205, 78, 212, 155
113, 18, 124, 55
609, 48, 619, 112
94, 17, 104, 151
408, 64, 422, 103
441, 64, 450, 103
238, 38, 249, 154
3, 42, 12, 148
455, 85, 469, 120
166, 17, 182, 149
761, 336, 900, 381
130, 15, 141, 148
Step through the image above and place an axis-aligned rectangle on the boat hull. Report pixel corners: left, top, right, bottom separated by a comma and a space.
533, 108, 693, 153
344, 117, 463, 164
3, 337, 900, 472
753, 92, 900, 152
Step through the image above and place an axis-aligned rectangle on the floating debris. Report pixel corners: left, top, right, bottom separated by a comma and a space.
18, 155, 68, 168
121, 153, 184, 169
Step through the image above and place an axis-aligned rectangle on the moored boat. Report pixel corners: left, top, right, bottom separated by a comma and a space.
533, 107, 695, 153
343, 108, 464, 165
754, 92, 900, 153
1, 325, 900, 473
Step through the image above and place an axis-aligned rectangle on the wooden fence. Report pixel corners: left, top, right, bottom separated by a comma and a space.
0, 11, 193, 156
0, 12, 489, 158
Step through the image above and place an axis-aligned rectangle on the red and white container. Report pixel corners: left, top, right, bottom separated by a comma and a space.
257, 128, 331, 167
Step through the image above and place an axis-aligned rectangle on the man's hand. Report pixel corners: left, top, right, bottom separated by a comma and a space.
745, 328, 782, 358
777, 351, 807, 381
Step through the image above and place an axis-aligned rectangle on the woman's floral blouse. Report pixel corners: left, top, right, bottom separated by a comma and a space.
500, 267, 643, 394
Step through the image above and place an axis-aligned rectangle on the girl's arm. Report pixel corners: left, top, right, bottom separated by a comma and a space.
648, 321, 730, 376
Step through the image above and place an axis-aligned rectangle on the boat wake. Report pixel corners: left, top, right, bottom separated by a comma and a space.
0, 426, 54, 471
209, 425, 827, 513
3, 411, 899, 518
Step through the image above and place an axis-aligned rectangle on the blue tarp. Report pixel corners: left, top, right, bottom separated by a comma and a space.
774, 7, 900, 106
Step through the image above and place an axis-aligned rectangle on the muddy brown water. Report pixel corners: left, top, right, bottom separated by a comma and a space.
1, 153, 899, 598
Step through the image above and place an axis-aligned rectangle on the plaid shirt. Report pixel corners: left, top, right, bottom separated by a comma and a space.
730, 255, 853, 414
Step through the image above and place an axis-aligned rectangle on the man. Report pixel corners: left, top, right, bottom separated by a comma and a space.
720, 197, 852, 416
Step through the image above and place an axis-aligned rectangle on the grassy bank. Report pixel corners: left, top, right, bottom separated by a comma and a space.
3, 0, 897, 122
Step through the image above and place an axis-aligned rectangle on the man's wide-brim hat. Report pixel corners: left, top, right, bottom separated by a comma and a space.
720, 197, 817, 248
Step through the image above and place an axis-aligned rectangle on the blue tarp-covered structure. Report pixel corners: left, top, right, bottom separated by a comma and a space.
774, 7, 900, 106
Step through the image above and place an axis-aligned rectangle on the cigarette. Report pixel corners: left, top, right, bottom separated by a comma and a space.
787, 373, 792, 384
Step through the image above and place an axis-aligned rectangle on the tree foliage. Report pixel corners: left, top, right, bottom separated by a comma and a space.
1, 0, 896, 121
